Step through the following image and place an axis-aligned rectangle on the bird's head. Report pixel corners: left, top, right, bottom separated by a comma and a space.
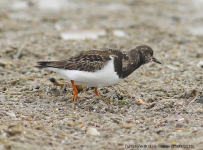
136, 45, 161, 64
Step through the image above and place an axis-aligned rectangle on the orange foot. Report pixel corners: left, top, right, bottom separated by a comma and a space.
94, 87, 100, 97
94, 88, 112, 103
70, 80, 78, 101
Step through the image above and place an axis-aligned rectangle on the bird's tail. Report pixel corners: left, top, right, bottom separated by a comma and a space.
35, 61, 67, 69
35, 61, 54, 68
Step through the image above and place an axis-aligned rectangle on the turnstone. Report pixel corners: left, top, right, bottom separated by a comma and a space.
35, 45, 161, 101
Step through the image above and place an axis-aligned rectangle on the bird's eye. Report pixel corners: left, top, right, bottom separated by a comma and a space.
150, 51, 153, 55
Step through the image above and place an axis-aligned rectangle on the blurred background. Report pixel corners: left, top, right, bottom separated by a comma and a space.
0, 0, 203, 149
0, 0, 203, 52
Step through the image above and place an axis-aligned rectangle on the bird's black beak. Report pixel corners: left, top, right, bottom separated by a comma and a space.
152, 57, 161, 64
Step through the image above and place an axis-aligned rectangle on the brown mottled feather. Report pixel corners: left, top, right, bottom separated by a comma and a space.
64, 50, 113, 72
36, 50, 117, 71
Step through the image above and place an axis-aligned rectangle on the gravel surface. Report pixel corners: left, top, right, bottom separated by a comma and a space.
0, 0, 203, 149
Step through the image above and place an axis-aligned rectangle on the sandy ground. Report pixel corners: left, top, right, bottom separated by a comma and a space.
0, 0, 203, 149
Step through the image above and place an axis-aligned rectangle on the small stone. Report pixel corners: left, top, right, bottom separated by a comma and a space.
86, 127, 100, 136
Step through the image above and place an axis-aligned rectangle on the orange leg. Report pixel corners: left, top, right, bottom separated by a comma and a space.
94, 87, 100, 97
70, 80, 78, 101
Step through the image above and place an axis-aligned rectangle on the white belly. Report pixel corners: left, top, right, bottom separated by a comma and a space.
46, 58, 121, 87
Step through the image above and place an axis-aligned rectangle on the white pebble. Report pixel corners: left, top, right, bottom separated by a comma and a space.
86, 127, 100, 136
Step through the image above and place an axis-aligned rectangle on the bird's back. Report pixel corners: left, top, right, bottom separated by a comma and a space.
35, 49, 125, 73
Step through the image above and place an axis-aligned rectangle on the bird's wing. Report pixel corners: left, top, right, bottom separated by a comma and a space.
63, 50, 118, 72
36, 49, 122, 72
